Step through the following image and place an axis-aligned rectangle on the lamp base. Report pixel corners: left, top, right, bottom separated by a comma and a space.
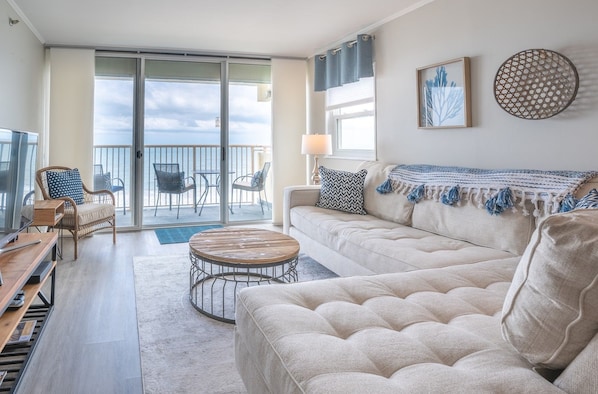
311, 156, 321, 185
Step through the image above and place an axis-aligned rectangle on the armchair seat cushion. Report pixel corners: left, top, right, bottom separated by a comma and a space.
61, 203, 115, 228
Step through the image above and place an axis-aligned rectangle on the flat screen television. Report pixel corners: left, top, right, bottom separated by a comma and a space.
0, 128, 38, 249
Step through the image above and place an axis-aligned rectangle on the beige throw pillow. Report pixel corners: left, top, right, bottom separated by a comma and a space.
411, 199, 536, 255
359, 161, 413, 226
501, 209, 598, 369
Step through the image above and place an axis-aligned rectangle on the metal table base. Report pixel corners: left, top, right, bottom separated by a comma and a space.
189, 252, 298, 323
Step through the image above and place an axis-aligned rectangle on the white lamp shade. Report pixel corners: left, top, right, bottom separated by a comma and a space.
301, 134, 332, 155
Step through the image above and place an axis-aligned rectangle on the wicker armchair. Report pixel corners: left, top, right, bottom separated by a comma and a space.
36, 166, 116, 260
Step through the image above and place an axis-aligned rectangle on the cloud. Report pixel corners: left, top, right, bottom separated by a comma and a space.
95, 77, 271, 144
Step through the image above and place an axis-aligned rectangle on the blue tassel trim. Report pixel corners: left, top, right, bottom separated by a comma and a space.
376, 179, 393, 194
441, 185, 460, 206
407, 184, 425, 203
496, 187, 514, 209
485, 187, 514, 215
485, 197, 502, 215
559, 193, 578, 213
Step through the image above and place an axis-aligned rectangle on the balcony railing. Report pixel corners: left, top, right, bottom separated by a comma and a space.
94, 144, 271, 212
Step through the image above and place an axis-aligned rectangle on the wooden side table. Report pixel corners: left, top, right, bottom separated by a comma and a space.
30, 200, 64, 259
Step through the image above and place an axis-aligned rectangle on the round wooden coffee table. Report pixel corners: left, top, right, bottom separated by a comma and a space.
189, 227, 300, 323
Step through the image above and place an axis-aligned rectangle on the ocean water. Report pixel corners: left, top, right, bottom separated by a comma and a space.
95, 129, 270, 146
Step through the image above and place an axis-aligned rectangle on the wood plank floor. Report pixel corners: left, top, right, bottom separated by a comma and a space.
15, 225, 277, 394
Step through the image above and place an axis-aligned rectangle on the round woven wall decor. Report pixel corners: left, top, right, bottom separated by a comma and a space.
494, 49, 579, 120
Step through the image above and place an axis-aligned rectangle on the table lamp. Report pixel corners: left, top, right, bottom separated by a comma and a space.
301, 134, 332, 185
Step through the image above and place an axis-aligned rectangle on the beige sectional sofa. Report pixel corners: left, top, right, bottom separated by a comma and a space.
234, 161, 598, 393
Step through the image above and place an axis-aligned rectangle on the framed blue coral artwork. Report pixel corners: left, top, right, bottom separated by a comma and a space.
417, 57, 471, 128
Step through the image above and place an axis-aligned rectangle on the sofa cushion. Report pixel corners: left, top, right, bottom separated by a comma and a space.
554, 331, 598, 393
235, 258, 564, 393
316, 166, 367, 214
358, 161, 413, 225
501, 209, 598, 369
411, 200, 536, 255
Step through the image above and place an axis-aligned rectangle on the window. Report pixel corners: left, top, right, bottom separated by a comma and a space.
94, 54, 273, 227
326, 76, 375, 159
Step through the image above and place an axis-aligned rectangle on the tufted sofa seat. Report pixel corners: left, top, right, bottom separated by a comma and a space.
288, 205, 517, 275
235, 257, 565, 393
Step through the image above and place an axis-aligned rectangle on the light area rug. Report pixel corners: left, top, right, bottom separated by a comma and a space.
133, 253, 337, 394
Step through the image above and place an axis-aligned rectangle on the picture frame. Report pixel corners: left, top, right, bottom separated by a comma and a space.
417, 57, 471, 129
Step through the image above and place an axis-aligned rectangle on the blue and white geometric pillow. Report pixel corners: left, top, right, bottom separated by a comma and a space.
316, 166, 367, 215
574, 188, 598, 210
47, 168, 84, 205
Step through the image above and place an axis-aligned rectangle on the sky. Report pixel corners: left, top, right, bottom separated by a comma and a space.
93, 78, 272, 146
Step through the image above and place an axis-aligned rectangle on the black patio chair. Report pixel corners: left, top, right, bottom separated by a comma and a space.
153, 163, 197, 219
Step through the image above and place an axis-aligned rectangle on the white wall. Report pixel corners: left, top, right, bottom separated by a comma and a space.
47, 48, 96, 183
315, 0, 598, 172
9, 0, 598, 220
271, 58, 307, 224
0, 1, 44, 133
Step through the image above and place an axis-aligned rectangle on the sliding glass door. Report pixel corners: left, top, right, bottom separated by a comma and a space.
94, 57, 137, 227
94, 55, 271, 229
142, 60, 223, 225
228, 63, 272, 223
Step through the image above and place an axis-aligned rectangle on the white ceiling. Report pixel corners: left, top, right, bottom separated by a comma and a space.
9, 0, 430, 58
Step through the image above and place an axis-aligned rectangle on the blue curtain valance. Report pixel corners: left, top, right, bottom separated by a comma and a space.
314, 34, 373, 92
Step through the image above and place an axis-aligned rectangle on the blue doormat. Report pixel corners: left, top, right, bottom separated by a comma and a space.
154, 225, 223, 245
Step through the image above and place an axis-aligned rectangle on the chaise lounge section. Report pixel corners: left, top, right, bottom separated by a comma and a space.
234, 162, 598, 393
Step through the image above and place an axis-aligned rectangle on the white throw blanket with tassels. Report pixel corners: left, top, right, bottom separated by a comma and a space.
378, 164, 597, 216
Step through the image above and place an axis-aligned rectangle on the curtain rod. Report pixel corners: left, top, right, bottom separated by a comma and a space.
318, 35, 374, 59
45, 44, 278, 61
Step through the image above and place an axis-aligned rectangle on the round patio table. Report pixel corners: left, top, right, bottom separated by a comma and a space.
189, 227, 300, 323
